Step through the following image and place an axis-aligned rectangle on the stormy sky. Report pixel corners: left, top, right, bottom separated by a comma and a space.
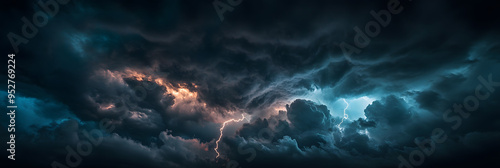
1, 0, 500, 167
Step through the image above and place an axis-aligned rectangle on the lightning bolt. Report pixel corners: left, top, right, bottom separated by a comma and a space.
337, 99, 349, 129
215, 114, 246, 159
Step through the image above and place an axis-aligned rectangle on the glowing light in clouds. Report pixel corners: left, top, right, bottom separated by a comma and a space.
337, 99, 349, 129
215, 114, 247, 158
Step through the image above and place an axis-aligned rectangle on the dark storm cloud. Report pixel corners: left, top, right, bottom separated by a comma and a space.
1, 0, 500, 167
237, 100, 337, 149
413, 90, 448, 113
286, 99, 334, 131
365, 95, 411, 126
224, 98, 400, 167
355, 118, 376, 128
0, 95, 214, 167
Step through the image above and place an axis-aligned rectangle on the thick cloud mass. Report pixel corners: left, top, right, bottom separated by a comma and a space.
365, 95, 411, 126
1, 0, 500, 167
286, 99, 334, 131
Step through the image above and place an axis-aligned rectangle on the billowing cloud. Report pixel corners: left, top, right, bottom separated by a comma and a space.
1, 0, 500, 167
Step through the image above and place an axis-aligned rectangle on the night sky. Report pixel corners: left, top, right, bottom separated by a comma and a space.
1, 0, 500, 167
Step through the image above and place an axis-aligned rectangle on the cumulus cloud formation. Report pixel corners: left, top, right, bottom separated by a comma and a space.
286, 99, 334, 131
1, 0, 500, 167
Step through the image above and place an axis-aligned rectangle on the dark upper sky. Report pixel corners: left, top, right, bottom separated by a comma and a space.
1, 0, 500, 167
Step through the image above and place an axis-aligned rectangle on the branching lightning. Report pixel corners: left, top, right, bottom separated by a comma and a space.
337, 99, 349, 130
215, 114, 246, 158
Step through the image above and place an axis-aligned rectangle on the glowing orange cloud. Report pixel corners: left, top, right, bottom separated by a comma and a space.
154, 78, 203, 112
94, 68, 207, 115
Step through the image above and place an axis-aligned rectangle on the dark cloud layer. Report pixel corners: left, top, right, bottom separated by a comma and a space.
1, 0, 500, 167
